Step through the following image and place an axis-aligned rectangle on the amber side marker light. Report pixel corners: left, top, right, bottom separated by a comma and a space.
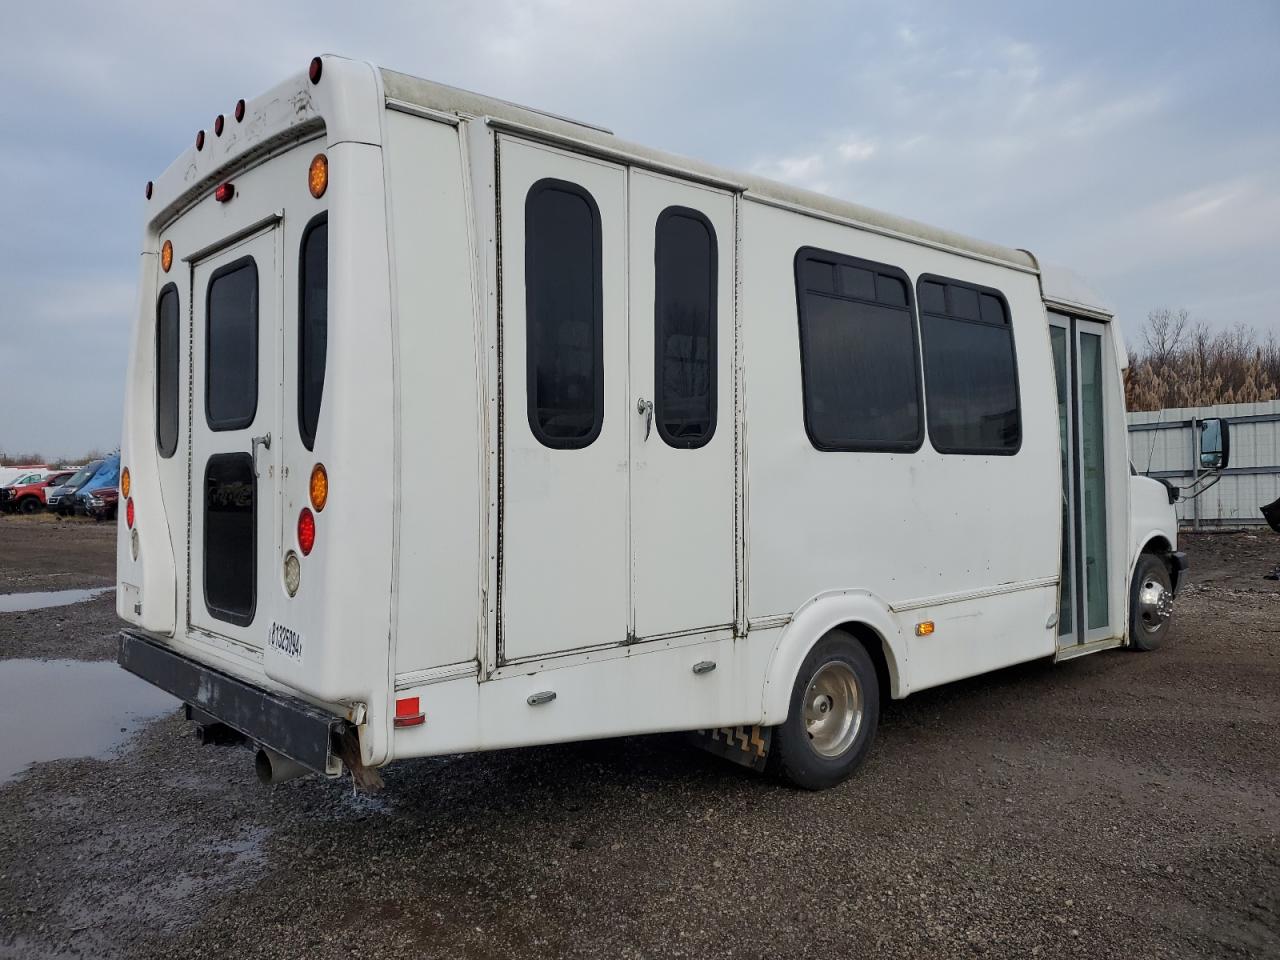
915, 621, 935, 637
120, 467, 131, 498
309, 463, 328, 511
161, 240, 173, 273
308, 153, 328, 198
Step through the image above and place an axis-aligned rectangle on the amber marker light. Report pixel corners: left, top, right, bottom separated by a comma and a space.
161, 240, 173, 273
915, 621, 935, 637
308, 153, 328, 198
309, 463, 328, 511
120, 467, 131, 498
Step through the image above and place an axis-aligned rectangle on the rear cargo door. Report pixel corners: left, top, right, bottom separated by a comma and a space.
189, 224, 281, 652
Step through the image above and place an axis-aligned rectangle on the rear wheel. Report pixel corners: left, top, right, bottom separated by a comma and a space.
769, 630, 880, 790
19, 497, 40, 514
1129, 553, 1174, 652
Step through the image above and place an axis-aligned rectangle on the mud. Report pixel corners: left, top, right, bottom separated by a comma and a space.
0, 515, 1276, 959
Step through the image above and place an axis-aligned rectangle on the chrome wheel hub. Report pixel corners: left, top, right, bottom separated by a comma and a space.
803, 661, 863, 758
1138, 578, 1173, 632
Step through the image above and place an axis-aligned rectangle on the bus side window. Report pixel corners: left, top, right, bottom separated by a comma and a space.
524, 178, 604, 450
794, 248, 922, 452
156, 284, 180, 458
654, 207, 717, 448
917, 276, 1021, 455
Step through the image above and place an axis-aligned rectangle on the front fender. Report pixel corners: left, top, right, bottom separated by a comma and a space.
759, 590, 909, 725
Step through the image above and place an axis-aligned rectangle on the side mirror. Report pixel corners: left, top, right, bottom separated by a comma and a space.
1199, 418, 1230, 471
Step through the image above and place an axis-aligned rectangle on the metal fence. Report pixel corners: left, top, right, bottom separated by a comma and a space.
1127, 400, 1280, 528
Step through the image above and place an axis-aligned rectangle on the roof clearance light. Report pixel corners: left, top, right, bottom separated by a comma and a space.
196, 130, 205, 151
214, 114, 225, 137
215, 182, 235, 203
121, 467, 131, 498
161, 240, 173, 273
297, 508, 316, 556
308, 153, 328, 198
309, 463, 328, 511
145, 181, 153, 200
309, 56, 323, 85
235, 99, 246, 122
125, 497, 135, 529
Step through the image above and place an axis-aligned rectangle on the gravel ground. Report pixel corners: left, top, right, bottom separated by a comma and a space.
0, 517, 1277, 959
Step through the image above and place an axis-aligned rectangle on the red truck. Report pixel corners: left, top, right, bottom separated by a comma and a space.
1, 471, 75, 514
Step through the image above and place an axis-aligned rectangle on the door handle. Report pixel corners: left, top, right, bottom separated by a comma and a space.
636, 398, 653, 442
251, 432, 271, 476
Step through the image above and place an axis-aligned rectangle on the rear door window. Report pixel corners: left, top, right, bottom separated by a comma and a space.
204, 453, 256, 626
206, 258, 258, 431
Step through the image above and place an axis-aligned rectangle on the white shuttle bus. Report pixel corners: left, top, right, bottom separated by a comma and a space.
117, 56, 1228, 789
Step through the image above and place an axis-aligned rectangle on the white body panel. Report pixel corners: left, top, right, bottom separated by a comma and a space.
119, 57, 1178, 771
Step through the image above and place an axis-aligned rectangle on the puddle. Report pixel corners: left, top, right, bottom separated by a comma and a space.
0, 586, 115, 613
0, 659, 178, 783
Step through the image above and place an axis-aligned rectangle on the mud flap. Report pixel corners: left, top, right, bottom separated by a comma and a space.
689, 724, 772, 772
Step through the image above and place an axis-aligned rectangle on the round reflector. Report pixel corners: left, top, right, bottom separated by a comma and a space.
126, 497, 135, 529
309, 56, 323, 84
297, 508, 316, 556
309, 463, 328, 511
214, 114, 225, 136
130, 527, 139, 561
121, 467, 131, 498
235, 99, 246, 122
308, 153, 328, 198
161, 240, 173, 273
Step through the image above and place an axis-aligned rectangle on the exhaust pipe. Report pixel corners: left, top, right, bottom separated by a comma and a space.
254, 746, 311, 786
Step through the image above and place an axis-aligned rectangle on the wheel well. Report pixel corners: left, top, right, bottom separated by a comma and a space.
832, 620, 893, 702
1140, 536, 1179, 591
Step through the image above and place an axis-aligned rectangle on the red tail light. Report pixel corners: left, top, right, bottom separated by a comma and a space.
297, 508, 316, 555
215, 182, 235, 203
126, 498, 135, 529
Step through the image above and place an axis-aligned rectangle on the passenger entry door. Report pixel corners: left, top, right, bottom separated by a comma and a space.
496, 137, 629, 663
1050, 313, 1114, 649
189, 226, 281, 651
628, 172, 736, 640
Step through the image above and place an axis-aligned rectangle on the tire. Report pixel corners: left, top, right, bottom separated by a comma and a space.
769, 630, 880, 790
1129, 553, 1174, 652
19, 497, 40, 515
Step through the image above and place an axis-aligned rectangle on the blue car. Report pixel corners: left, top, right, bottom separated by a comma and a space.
72, 453, 120, 517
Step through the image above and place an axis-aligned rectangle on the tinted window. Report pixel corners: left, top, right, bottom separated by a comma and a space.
525, 179, 603, 449
655, 207, 717, 448
204, 453, 256, 626
918, 276, 1020, 454
298, 216, 327, 450
206, 259, 258, 431
156, 285, 180, 458
795, 248, 922, 451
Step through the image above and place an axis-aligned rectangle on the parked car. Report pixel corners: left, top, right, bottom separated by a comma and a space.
86, 486, 120, 522
0, 465, 50, 486
71, 454, 120, 516
1, 470, 74, 514
47, 460, 103, 515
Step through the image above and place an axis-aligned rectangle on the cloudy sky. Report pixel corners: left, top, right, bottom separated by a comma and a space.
2, 0, 1277, 456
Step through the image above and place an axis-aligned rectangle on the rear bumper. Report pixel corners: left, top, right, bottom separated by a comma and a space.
117, 630, 350, 776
